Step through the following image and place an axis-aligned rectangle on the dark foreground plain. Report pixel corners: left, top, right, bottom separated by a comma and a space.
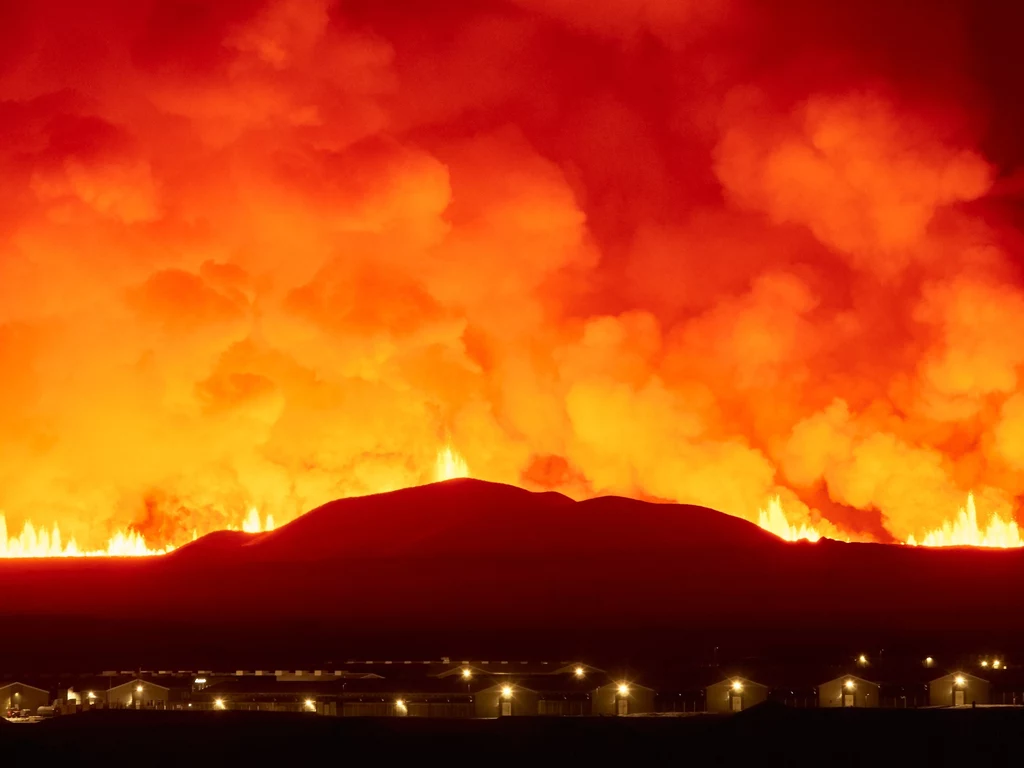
2, 706, 1021, 766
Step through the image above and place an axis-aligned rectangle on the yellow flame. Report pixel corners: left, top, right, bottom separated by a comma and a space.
0, 514, 172, 558
1, 446, 461, 558
7, 456, 1018, 557
434, 445, 469, 482
231, 508, 276, 534
757, 496, 822, 542
906, 494, 1022, 548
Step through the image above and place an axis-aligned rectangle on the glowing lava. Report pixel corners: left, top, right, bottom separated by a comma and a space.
4, 446, 1022, 555
1, 447, 467, 558
0, 515, 172, 558
435, 445, 470, 482
232, 508, 276, 534
757, 497, 823, 542
907, 494, 1023, 548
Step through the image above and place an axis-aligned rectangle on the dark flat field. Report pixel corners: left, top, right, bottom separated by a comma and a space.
3, 706, 1022, 766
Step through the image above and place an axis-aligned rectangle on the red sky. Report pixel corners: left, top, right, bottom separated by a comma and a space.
1, 0, 1024, 548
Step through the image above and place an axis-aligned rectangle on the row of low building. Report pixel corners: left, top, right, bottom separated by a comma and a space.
4, 657, 1022, 718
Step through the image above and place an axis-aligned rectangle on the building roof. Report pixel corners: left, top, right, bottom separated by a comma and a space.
104, 676, 172, 691
197, 676, 476, 697
930, 671, 990, 685
430, 661, 598, 678
819, 673, 880, 687
194, 670, 606, 699
476, 674, 596, 695
706, 674, 769, 690
0, 681, 50, 694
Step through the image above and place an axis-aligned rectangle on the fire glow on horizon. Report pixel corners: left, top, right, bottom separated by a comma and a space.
2, 446, 1022, 557
1, 1, 1024, 558
0, 445, 469, 557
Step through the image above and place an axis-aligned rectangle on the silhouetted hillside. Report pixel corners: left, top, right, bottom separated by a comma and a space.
2, 479, 1023, 670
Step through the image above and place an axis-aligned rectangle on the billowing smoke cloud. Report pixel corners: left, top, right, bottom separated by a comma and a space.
1, 0, 1022, 548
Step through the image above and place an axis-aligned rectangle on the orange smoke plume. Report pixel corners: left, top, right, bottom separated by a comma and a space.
1, 0, 1024, 555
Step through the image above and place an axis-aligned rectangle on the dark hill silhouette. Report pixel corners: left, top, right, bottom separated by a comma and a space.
219, 479, 782, 562
2, 479, 1024, 670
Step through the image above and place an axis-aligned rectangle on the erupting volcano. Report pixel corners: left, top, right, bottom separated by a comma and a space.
4, 445, 1023, 556
1, 0, 1024, 560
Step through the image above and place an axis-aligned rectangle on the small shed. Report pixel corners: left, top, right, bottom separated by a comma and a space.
818, 674, 880, 708
0, 682, 50, 714
592, 680, 655, 716
929, 672, 990, 707
706, 676, 768, 714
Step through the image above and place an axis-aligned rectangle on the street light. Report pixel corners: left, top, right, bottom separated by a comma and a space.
574, 666, 585, 679
461, 668, 472, 680
857, 655, 867, 665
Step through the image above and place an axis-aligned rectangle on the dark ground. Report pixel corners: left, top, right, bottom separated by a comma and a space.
4, 481, 1024, 673
2, 706, 1021, 766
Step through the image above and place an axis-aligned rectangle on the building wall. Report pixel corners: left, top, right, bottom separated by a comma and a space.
406, 702, 474, 718
706, 679, 768, 714
538, 699, 589, 716
929, 675, 991, 706
592, 684, 655, 716
474, 686, 539, 717
1, 684, 50, 713
818, 677, 880, 708
106, 681, 170, 709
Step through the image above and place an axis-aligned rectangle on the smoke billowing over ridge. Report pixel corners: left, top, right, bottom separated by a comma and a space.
1, 0, 1024, 548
